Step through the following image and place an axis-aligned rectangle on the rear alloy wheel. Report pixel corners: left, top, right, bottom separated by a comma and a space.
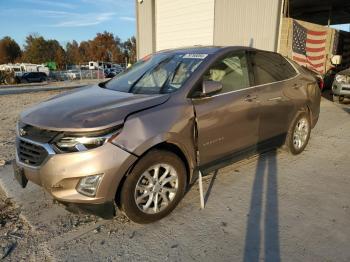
286, 111, 311, 155
120, 150, 186, 223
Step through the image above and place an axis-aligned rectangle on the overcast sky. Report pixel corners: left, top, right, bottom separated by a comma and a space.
0, 0, 135, 48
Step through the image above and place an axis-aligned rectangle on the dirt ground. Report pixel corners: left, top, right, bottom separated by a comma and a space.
0, 90, 349, 261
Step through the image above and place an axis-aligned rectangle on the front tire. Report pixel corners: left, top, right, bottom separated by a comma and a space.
286, 111, 311, 155
120, 150, 187, 224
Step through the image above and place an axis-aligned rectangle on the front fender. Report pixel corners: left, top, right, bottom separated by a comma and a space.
112, 98, 197, 177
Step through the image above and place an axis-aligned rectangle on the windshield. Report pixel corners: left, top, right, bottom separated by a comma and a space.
104, 53, 205, 94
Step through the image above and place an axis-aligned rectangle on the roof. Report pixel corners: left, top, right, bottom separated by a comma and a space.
156, 45, 256, 55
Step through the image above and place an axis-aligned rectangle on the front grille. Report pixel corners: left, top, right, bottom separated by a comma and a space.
18, 140, 48, 166
342, 87, 350, 91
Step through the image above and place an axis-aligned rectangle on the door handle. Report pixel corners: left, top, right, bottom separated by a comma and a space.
244, 95, 258, 102
268, 96, 283, 101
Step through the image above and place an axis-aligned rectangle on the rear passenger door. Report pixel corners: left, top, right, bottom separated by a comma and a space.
249, 51, 298, 142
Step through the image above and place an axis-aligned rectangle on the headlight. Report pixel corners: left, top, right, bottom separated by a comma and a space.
55, 136, 107, 151
52, 127, 121, 153
335, 75, 347, 83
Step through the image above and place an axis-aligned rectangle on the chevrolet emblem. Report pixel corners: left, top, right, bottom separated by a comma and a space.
19, 128, 27, 137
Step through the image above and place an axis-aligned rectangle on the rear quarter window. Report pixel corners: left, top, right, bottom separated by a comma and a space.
251, 51, 297, 85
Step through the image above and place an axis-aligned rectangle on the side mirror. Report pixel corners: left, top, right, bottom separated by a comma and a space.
331, 55, 342, 65
202, 80, 222, 96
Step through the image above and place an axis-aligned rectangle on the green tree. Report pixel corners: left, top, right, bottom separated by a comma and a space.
78, 41, 91, 63
22, 34, 66, 68
0, 36, 22, 64
66, 40, 80, 65
22, 34, 47, 64
47, 40, 66, 69
89, 31, 123, 63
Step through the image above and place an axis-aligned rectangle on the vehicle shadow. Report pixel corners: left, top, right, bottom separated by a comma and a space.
243, 149, 280, 262
204, 170, 218, 205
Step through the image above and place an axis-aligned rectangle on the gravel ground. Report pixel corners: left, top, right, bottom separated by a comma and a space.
0, 189, 43, 261
0, 91, 63, 163
0, 91, 65, 260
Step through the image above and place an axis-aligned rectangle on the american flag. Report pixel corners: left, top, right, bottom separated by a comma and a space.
292, 20, 327, 74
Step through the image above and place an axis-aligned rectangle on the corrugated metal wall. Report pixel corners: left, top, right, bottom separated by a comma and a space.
136, 0, 155, 59
155, 0, 215, 51
213, 0, 282, 51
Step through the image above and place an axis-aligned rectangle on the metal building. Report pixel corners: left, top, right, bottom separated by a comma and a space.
136, 0, 350, 60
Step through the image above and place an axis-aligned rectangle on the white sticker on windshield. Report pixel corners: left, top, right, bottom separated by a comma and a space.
183, 54, 208, 59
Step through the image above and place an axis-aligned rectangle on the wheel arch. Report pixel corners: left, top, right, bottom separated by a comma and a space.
114, 141, 194, 206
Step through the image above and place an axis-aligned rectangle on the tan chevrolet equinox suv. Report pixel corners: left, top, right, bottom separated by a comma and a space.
13, 46, 321, 223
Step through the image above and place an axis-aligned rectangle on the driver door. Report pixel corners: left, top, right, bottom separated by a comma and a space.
192, 51, 259, 166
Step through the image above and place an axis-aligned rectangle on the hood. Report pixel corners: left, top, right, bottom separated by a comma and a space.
21, 85, 170, 132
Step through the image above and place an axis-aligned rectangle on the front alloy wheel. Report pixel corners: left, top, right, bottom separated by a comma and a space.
135, 163, 179, 214
120, 150, 186, 224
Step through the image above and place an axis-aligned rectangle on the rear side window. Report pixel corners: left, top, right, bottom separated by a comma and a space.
250, 51, 297, 85
203, 51, 250, 94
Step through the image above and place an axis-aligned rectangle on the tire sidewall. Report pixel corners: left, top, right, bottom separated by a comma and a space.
333, 95, 343, 104
287, 111, 311, 155
120, 150, 187, 224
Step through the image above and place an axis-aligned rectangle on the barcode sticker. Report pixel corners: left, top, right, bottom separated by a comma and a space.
183, 54, 208, 59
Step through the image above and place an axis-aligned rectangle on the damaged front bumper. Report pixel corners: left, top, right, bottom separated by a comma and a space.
14, 137, 138, 218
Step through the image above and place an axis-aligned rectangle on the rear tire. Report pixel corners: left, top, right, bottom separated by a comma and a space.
333, 94, 344, 104
285, 111, 311, 155
120, 149, 187, 224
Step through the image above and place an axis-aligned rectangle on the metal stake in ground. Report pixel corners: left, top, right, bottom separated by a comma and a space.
198, 170, 205, 209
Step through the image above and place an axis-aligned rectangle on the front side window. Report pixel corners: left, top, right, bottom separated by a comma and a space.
105, 53, 204, 94
203, 52, 250, 94
251, 51, 297, 85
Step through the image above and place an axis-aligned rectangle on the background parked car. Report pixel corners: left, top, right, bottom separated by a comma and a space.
332, 68, 350, 103
104, 67, 123, 78
20, 72, 47, 83
65, 70, 80, 80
